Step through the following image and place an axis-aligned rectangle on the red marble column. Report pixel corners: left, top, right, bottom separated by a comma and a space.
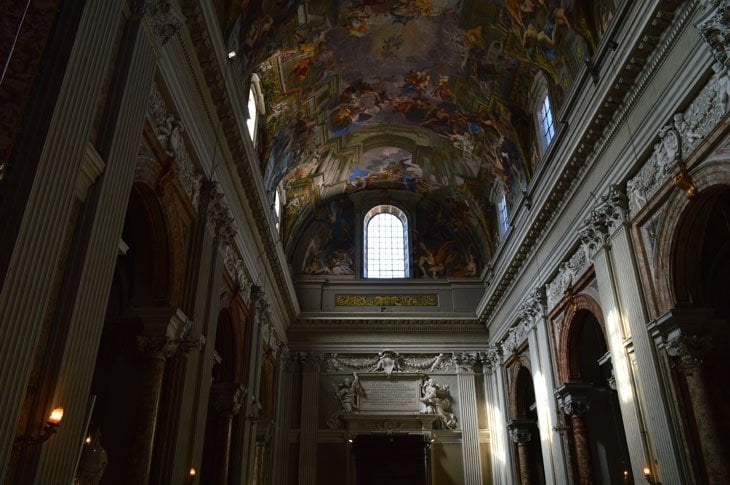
128, 336, 179, 484
570, 415, 593, 485
509, 421, 533, 485
211, 382, 245, 485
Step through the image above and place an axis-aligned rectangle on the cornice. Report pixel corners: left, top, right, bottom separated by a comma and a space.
180, 1, 297, 322
478, 0, 699, 326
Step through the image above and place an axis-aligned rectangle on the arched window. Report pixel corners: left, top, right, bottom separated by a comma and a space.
247, 74, 263, 147
364, 205, 409, 278
538, 93, 555, 148
531, 73, 555, 154
497, 192, 509, 235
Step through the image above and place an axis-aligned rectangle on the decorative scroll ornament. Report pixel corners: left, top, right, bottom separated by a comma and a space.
453, 352, 481, 373
373, 349, 403, 377
546, 247, 589, 310
298, 352, 325, 370
517, 287, 546, 327
501, 321, 529, 357
222, 243, 252, 305
482, 344, 503, 373
144, 0, 184, 45
137, 335, 181, 359
508, 421, 533, 444
627, 64, 730, 215
211, 382, 246, 417
147, 86, 202, 209
697, 0, 730, 67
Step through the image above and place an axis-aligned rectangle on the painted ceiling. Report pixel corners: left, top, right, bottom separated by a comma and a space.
217, 0, 615, 278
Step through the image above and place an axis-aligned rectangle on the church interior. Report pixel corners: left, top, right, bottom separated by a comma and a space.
0, 0, 728, 483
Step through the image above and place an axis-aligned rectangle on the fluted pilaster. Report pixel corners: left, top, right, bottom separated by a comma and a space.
0, 2, 126, 478
456, 356, 482, 485
298, 353, 322, 485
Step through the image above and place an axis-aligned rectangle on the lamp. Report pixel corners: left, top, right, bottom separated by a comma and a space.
15, 407, 64, 447
643, 466, 655, 484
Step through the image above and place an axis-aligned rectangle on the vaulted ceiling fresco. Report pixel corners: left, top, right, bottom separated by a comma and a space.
218, 0, 615, 277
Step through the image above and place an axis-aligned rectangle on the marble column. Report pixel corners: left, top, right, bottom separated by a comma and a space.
298, 353, 322, 485
455, 354, 483, 485
651, 308, 729, 484
210, 382, 245, 485
127, 308, 190, 484
494, 363, 513, 484
0, 1, 125, 478
556, 384, 593, 484
508, 420, 533, 485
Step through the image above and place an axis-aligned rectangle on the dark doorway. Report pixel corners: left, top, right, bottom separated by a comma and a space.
353, 434, 428, 485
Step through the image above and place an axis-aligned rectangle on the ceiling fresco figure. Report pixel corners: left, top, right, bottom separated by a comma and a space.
231, 0, 607, 274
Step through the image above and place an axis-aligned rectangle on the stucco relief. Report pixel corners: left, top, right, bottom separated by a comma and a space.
147, 86, 202, 210
322, 351, 460, 374
626, 64, 730, 215
546, 248, 590, 310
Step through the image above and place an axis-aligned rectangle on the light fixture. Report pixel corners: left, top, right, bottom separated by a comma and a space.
643, 466, 655, 484
347, 439, 353, 443
188, 468, 197, 483
85, 435, 92, 445
227, 50, 237, 60
15, 407, 64, 447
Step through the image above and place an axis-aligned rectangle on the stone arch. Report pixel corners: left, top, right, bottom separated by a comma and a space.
557, 293, 607, 383
654, 159, 730, 313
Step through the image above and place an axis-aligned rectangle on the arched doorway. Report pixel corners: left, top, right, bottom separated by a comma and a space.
200, 287, 248, 485
509, 364, 545, 485
80, 182, 183, 484
559, 304, 632, 484
657, 185, 730, 482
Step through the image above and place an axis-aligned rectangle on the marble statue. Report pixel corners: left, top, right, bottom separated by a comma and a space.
334, 372, 361, 413
419, 376, 458, 430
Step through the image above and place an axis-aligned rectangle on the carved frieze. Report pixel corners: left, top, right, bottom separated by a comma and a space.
320, 351, 466, 375
546, 247, 590, 310
697, 0, 730, 67
335, 294, 438, 306
147, 86, 202, 209
144, 0, 184, 45
222, 242, 252, 304
482, 344, 503, 373
627, 64, 730, 215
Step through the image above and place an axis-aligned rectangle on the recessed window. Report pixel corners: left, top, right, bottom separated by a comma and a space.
538, 93, 555, 149
246, 74, 263, 147
364, 205, 409, 279
498, 193, 509, 235
246, 86, 258, 146
274, 189, 281, 232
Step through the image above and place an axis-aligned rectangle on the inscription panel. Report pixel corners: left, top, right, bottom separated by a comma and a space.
359, 377, 421, 412
335, 294, 438, 306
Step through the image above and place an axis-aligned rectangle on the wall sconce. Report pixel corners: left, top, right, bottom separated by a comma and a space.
15, 407, 64, 447
643, 467, 655, 484
187, 468, 197, 483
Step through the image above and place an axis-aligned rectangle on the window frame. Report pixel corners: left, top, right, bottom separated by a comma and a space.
531, 73, 555, 155
247, 74, 263, 147
363, 204, 410, 279
497, 192, 510, 236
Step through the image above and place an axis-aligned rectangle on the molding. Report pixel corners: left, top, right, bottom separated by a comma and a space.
478, 0, 699, 326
